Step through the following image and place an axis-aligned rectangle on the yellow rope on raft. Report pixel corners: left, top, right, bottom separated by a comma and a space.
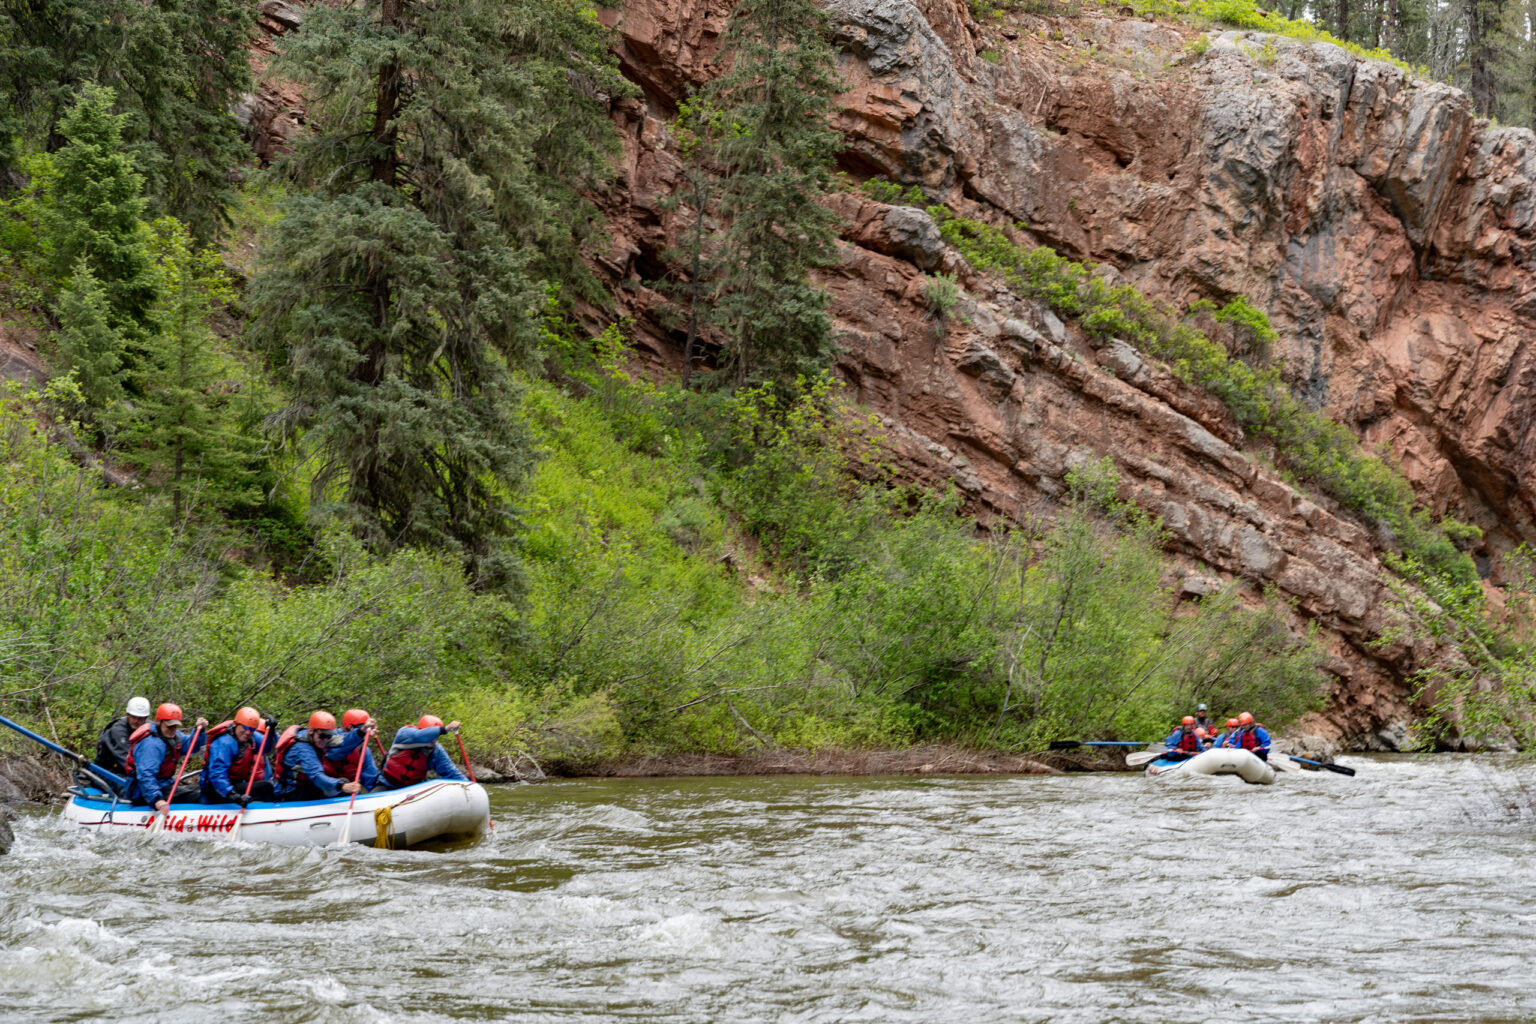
373, 805, 394, 849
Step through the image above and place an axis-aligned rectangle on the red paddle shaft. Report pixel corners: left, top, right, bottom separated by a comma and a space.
243, 726, 271, 799
152, 725, 203, 828
454, 732, 493, 831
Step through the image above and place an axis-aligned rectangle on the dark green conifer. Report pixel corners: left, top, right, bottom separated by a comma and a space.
701, 0, 844, 386
0, 0, 253, 240
250, 0, 625, 592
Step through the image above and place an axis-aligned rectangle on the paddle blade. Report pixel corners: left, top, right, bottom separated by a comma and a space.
1124, 748, 1168, 767
1323, 761, 1357, 776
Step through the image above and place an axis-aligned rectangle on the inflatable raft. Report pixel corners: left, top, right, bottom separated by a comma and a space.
1145, 748, 1276, 785
61, 779, 491, 848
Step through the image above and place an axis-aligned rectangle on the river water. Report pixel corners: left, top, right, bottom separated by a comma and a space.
3, 755, 1534, 1023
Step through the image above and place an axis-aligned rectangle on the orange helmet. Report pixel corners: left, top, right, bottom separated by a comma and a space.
1238, 712, 1254, 725
155, 702, 183, 722
308, 711, 337, 731
234, 706, 263, 730
417, 714, 444, 729
1181, 715, 1195, 726
342, 709, 372, 730
1227, 718, 1239, 729
1194, 727, 1208, 738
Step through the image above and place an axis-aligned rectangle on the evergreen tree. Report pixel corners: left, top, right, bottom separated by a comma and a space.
121, 218, 260, 521
54, 261, 128, 411
250, 0, 625, 591
0, 0, 253, 240
700, 0, 844, 387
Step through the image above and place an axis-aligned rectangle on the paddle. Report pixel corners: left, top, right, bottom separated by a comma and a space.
1048, 740, 1157, 750
1289, 754, 1355, 776
1269, 751, 1297, 773
1125, 746, 1170, 767
0, 713, 127, 793
229, 725, 272, 843
151, 725, 203, 834
454, 730, 494, 832
335, 727, 374, 848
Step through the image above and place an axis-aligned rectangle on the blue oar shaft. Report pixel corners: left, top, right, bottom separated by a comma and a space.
0, 711, 126, 788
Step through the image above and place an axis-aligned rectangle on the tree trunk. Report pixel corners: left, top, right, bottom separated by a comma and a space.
1336, 0, 1351, 42
1466, 0, 1501, 117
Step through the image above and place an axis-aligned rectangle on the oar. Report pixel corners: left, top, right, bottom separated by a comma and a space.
1289, 754, 1355, 776
151, 725, 203, 834
454, 730, 493, 832
1125, 747, 1170, 767
1048, 740, 1157, 750
335, 727, 374, 848
0, 712, 127, 792
1269, 752, 1297, 773
229, 726, 272, 843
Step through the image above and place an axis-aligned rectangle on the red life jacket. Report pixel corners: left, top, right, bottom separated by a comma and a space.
382, 746, 432, 787
1174, 728, 1202, 753
123, 723, 179, 780
323, 745, 364, 784
1238, 725, 1265, 751
272, 725, 308, 786
207, 721, 268, 783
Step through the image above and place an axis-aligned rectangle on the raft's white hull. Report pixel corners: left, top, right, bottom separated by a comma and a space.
61, 780, 490, 848
1146, 748, 1276, 785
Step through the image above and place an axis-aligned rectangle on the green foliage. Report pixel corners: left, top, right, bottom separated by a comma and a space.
43, 87, 158, 338
925, 272, 962, 320
0, 0, 255, 240
858, 177, 933, 207
116, 218, 262, 520
53, 261, 128, 410
697, 0, 845, 386
933, 210, 1477, 590
251, 0, 626, 592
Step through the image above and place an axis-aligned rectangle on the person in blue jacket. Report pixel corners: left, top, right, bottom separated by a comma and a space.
126, 703, 209, 809
321, 709, 380, 791
200, 706, 276, 805
273, 711, 366, 802
1230, 712, 1273, 760
377, 715, 468, 789
1210, 717, 1239, 748
1162, 715, 1207, 759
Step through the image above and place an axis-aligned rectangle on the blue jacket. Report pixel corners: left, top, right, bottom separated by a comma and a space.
1233, 724, 1272, 757
278, 729, 350, 797
1163, 727, 1207, 754
324, 726, 380, 790
385, 726, 467, 783
200, 730, 272, 799
128, 730, 203, 804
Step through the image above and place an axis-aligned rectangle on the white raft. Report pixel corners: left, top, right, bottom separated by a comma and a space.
1145, 748, 1276, 785
61, 779, 491, 848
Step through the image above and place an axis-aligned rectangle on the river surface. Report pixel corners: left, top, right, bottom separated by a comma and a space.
3, 755, 1535, 1023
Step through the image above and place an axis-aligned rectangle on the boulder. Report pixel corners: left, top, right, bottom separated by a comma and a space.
0, 807, 13, 855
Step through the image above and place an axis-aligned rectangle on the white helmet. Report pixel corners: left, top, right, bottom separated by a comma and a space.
125, 697, 152, 718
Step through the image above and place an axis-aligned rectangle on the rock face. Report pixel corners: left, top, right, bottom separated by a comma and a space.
250, 1, 1536, 746
0, 807, 12, 855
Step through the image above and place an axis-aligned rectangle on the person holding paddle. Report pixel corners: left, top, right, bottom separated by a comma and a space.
125, 703, 209, 810
377, 715, 467, 789
1229, 712, 1273, 761
1161, 716, 1208, 760
272, 712, 366, 802
200, 706, 275, 804
322, 709, 380, 792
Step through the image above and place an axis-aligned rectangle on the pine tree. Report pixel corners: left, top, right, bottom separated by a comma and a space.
250, 0, 625, 591
701, 0, 845, 387
46, 86, 159, 335
120, 218, 260, 521
0, 0, 253, 240
54, 261, 128, 411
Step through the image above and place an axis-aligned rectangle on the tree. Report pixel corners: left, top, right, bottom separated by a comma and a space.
53, 261, 127, 410
699, 0, 844, 387
0, 0, 254, 240
119, 218, 261, 521
250, 0, 625, 592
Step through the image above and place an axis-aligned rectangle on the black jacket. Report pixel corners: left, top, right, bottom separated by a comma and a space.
94, 716, 135, 773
